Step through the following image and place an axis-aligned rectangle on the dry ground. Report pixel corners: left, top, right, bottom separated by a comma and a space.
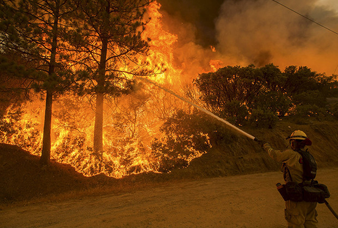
1, 168, 338, 228
1, 120, 338, 228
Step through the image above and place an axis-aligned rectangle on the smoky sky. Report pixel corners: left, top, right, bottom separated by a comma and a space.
157, 0, 224, 46
156, 0, 338, 78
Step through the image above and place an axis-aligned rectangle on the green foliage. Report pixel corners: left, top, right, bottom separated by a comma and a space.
194, 64, 338, 128
292, 90, 326, 107
254, 91, 291, 117
0, 0, 76, 94
291, 91, 328, 120
220, 100, 248, 125
284, 66, 318, 94
154, 64, 337, 171
260, 64, 285, 91
151, 110, 209, 172
0, 0, 155, 164
194, 65, 263, 113
249, 108, 279, 129
293, 105, 327, 120
151, 109, 237, 172
66, 0, 154, 97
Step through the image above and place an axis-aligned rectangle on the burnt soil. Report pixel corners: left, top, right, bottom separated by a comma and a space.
1, 120, 338, 206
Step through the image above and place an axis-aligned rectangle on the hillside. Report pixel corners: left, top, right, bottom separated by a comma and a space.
1, 120, 338, 206
185, 120, 338, 177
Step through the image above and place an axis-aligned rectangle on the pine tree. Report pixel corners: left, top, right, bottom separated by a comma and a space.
0, 0, 76, 165
67, 0, 154, 159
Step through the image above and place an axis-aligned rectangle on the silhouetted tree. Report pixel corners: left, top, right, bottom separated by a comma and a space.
284, 66, 318, 94
194, 65, 263, 118
66, 0, 154, 159
0, 0, 76, 165
194, 64, 338, 126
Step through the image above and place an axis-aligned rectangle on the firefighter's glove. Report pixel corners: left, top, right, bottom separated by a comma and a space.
255, 138, 267, 148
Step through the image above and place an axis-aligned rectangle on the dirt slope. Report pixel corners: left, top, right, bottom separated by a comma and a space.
0, 143, 174, 204
179, 120, 338, 178
1, 121, 338, 228
1, 168, 338, 228
1, 121, 338, 205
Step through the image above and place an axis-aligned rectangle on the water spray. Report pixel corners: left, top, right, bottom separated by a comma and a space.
137, 77, 338, 220
137, 77, 257, 141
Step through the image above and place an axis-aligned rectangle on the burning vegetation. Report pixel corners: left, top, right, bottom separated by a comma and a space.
0, 0, 214, 178
1, 0, 338, 179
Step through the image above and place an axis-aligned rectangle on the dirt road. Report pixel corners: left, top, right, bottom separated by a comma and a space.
1, 168, 338, 228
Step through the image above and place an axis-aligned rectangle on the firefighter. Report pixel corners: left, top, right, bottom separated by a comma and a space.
257, 130, 317, 228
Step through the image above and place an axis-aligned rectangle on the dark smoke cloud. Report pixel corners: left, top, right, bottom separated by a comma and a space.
157, 0, 224, 46
157, 0, 338, 79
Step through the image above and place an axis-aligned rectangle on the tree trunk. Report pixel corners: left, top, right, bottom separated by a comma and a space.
93, 2, 110, 172
40, 1, 59, 165
93, 37, 108, 155
93, 92, 104, 153
40, 90, 53, 166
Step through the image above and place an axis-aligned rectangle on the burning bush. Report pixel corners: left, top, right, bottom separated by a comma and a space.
0, 103, 42, 154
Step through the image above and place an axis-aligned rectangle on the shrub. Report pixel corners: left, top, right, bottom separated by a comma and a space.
249, 108, 279, 128
151, 109, 238, 172
294, 104, 327, 121
221, 100, 249, 126
292, 90, 326, 107
331, 102, 338, 120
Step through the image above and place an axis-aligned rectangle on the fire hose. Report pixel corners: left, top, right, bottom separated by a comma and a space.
137, 77, 338, 220
325, 200, 338, 220
137, 77, 257, 141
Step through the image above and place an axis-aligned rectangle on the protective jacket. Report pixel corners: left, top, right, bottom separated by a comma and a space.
263, 143, 303, 183
262, 143, 318, 228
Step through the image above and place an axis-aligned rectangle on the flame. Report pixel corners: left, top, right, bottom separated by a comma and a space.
209, 59, 223, 72
140, 1, 181, 84
0, 1, 212, 178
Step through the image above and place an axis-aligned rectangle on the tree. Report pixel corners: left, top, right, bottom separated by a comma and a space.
194, 64, 338, 127
283, 66, 318, 94
0, 0, 76, 165
67, 0, 154, 156
194, 65, 263, 121
0, 52, 33, 116
253, 90, 291, 117
260, 64, 285, 93
151, 109, 213, 172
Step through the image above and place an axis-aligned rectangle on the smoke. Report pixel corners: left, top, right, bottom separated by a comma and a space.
158, 0, 338, 78
316, 0, 338, 13
156, 0, 225, 84
215, 0, 338, 74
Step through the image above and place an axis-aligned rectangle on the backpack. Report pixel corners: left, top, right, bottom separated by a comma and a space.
297, 149, 317, 181
277, 148, 330, 203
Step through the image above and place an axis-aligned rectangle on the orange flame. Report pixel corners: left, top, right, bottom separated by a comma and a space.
0, 1, 212, 178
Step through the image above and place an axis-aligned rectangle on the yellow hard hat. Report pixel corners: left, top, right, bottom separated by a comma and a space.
287, 130, 307, 140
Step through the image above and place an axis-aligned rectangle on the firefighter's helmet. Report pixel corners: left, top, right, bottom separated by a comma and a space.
287, 130, 312, 146
287, 130, 307, 140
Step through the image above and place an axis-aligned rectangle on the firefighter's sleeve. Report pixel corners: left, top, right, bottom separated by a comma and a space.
262, 143, 291, 163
